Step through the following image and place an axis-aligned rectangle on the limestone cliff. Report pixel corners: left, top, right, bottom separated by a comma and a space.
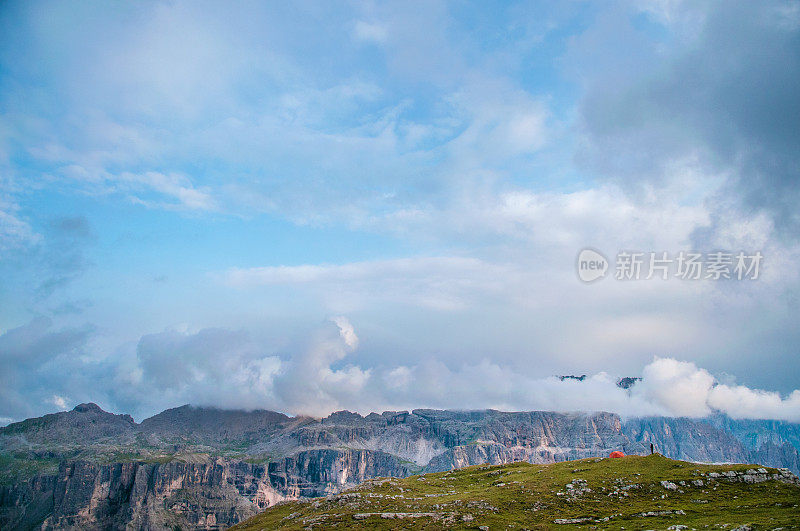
0, 450, 411, 530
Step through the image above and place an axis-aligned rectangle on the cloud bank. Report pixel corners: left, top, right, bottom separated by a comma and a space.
2, 317, 799, 424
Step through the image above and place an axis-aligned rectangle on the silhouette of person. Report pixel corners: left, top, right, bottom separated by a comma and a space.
650, 443, 654, 454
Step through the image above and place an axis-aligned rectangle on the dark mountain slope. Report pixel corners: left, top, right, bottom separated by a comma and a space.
0, 403, 136, 446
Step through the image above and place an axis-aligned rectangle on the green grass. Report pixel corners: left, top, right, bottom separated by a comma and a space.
0, 454, 60, 485
0, 448, 179, 484
231, 454, 800, 530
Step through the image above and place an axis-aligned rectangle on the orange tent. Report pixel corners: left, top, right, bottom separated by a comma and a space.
609, 451, 625, 458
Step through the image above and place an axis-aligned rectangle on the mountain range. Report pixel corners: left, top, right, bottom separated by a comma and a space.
1, 403, 799, 529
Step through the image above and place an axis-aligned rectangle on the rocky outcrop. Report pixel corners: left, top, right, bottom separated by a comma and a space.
616, 376, 641, 389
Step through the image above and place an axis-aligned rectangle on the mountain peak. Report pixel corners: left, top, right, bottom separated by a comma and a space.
73, 402, 104, 413
323, 410, 364, 423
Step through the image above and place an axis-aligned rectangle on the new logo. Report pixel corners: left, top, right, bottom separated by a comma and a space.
576, 248, 608, 283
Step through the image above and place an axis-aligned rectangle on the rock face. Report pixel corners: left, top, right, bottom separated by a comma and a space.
623, 416, 752, 463
623, 416, 800, 472
2, 404, 800, 530
420, 410, 635, 472
0, 450, 412, 530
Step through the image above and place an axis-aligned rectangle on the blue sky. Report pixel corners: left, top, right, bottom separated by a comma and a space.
1, 0, 800, 423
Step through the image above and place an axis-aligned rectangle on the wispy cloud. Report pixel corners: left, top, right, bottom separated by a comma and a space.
226, 257, 517, 311
0, 202, 38, 251
122, 172, 217, 211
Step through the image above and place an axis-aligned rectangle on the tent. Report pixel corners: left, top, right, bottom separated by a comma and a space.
609, 451, 625, 458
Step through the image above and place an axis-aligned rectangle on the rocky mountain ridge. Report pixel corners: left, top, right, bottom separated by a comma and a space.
2, 403, 799, 529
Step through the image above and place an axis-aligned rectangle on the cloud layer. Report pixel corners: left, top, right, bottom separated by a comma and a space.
577, 0, 800, 234
2, 317, 799, 424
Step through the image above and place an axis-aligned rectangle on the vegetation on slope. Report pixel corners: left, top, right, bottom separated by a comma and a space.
232, 454, 800, 530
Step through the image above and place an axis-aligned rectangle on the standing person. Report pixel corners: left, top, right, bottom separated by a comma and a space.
650, 443, 654, 454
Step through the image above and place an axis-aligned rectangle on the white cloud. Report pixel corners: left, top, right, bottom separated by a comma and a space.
639, 358, 715, 417
333, 316, 359, 349
630, 358, 800, 422
442, 82, 550, 164
384, 366, 413, 390
708, 385, 800, 422
122, 171, 216, 211
0, 205, 38, 251
49, 394, 69, 410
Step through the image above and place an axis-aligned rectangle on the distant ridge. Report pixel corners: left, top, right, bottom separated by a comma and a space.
2, 403, 800, 529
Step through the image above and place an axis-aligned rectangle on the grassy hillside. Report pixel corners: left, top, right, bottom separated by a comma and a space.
232, 454, 800, 530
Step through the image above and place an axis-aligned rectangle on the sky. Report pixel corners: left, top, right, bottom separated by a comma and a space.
1, 0, 799, 424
